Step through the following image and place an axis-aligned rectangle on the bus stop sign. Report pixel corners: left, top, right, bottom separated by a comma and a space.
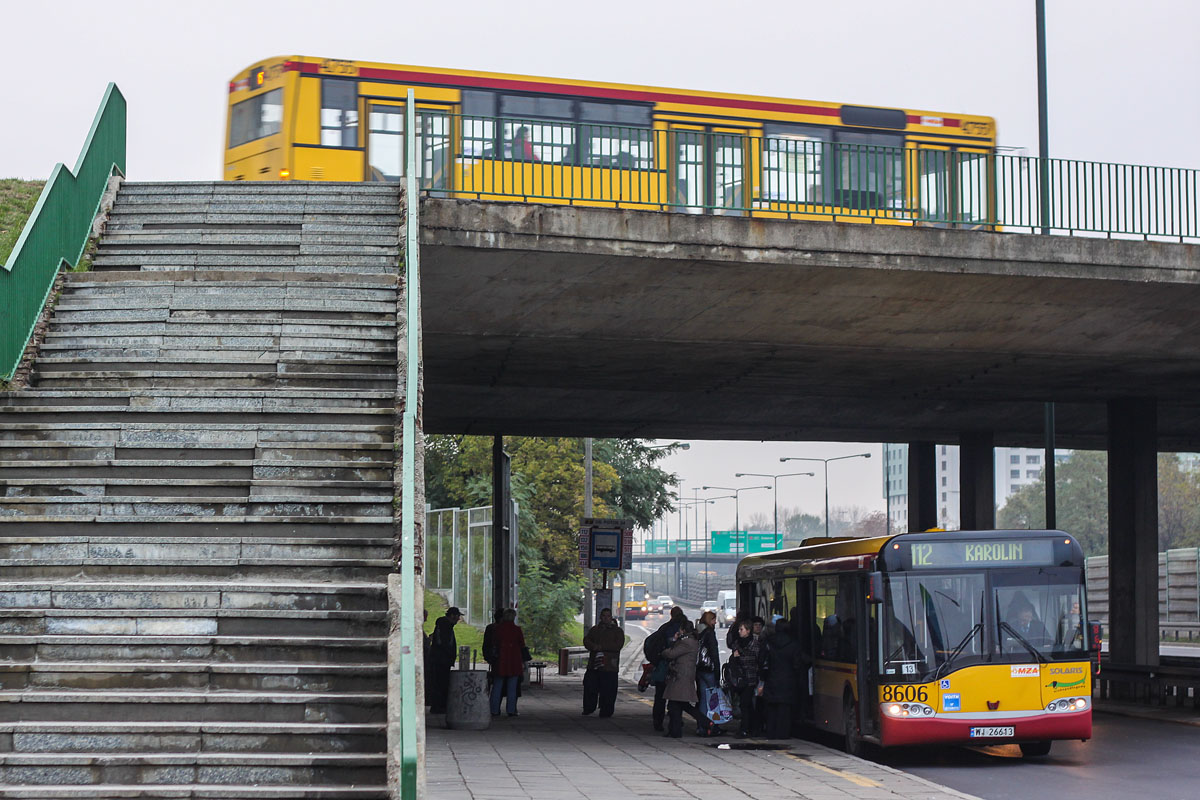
579, 517, 634, 570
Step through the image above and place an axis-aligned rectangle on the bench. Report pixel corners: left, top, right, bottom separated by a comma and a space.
528, 660, 547, 687
557, 646, 589, 675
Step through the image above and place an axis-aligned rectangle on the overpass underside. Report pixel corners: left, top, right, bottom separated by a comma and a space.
421, 199, 1200, 450
420, 198, 1200, 672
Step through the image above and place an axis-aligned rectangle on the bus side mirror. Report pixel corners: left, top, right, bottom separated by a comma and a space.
1088, 621, 1103, 654
867, 572, 885, 604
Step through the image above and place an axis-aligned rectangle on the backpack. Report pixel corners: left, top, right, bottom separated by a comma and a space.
643, 628, 667, 664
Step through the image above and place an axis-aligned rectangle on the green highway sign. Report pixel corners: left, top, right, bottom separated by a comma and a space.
711, 530, 783, 555
643, 540, 692, 554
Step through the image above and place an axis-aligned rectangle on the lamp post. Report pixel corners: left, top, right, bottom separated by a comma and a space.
734, 471, 815, 548
779, 453, 872, 537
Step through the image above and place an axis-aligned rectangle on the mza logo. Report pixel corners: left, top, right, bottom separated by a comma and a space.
1010, 665, 1040, 678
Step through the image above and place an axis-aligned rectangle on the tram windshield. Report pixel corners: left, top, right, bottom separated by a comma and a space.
881, 567, 1086, 680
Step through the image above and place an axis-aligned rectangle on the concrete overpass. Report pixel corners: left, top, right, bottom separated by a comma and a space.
420, 198, 1200, 671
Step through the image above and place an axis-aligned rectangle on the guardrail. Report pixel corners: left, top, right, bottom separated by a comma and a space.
1, 83, 126, 380
405, 111, 1199, 242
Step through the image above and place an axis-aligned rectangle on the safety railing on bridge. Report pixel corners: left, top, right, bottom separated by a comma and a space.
1, 83, 126, 381
402, 111, 1199, 243
1086, 547, 1200, 639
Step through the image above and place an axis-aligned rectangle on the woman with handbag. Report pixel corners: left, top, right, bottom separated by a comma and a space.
660, 619, 701, 739
490, 609, 527, 717
729, 620, 764, 738
694, 610, 724, 736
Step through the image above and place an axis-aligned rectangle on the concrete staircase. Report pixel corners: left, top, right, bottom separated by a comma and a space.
0, 182, 401, 798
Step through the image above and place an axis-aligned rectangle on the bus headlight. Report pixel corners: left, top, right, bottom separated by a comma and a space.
1046, 697, 1089, 712
883, 702, 934, 718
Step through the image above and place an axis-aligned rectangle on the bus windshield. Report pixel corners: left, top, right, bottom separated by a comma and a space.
882, 567, 1086, 681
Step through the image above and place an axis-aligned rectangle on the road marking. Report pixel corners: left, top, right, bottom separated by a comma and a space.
785, 753, 881, 788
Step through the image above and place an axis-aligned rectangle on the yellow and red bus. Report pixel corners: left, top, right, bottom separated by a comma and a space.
622, 582, 649, 620
737, 530, 1093, 756
224, 56, 997, 224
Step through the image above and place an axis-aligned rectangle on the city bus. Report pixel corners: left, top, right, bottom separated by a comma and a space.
623, 582, 649, 619
736, 530, 1093, 757
224, 56, 997, 225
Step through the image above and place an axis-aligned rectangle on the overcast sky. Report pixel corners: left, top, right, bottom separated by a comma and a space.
4, 0, 1197, 529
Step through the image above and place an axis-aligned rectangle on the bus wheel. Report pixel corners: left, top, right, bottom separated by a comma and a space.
843, 696, 865, 758
1020, 741, 1052, 757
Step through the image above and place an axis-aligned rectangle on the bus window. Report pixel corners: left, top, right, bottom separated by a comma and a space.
818, 575, 859, 663
367, 106, 449, 189
229, 89, 282, 148
321, 80, 358, 148
993, 568, 1087, 658
762, 124, 830, 205
580, 102, 652, 170
883, 572, 985, 679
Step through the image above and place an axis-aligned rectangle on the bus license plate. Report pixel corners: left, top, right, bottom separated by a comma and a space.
969, 726, 1014, 738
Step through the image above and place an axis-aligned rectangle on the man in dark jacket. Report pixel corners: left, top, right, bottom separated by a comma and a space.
482, 610, 503, 689
644, 605, 686, 731
762, 620, 806, 739
426, 606, 463, 714
582, 608, 625, 717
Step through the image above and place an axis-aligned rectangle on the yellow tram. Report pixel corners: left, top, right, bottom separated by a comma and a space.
225, 56, 997, 224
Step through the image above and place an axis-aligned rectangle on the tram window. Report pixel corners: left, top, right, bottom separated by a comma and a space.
582, 124, 652, 169
956, 151, 988, 222
462, 90, 496, 117
579, 101, 651, 127
833, 130, 902, 210
502, 120, 575, 164
229, 89, 282, 148
762, 123, 830, 203
321, 80, 358, 148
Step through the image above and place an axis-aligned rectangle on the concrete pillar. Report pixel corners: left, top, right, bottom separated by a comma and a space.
1107, 399, 1159, 667
907, 442, 938, 532
959, 432, 995, 531
492, 437, 511, 614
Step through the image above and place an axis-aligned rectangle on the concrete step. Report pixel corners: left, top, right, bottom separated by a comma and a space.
0, 662, 384, 693
0, 721, 386, 754
0, 752, 385, 785
0, 562, 392, 582
0, 480, 392, 501
0, 517, 391, 537
2, 389, 393, 408
46, 321, 396, 339
30, 373, 394, 392
0, 607, 387, 639
0, 635, 385, 665
0, 580, 386, 611
102, 232, 400, 248
30, 357, 395, 375
0, 539, 392, 565
0, 691, 387, 723
0, 410, 394, 429
64, 270, 398, 288
0, 460, 392, 481
0, 784, 387, 799
0, 498, 391, 517
0, 422, 394, 446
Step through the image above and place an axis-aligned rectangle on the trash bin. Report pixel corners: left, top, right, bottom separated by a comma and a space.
446, 669, 490, 730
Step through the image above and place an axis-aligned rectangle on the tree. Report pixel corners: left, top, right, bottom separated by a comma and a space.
843, 510, 889, 539
424, 435, 680, 580
780, 507, 823, 545
997, 451, 1109, 556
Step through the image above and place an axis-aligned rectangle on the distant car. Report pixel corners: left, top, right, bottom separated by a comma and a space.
701, 599, 719, 616
647, 597, 663, 614
656, 595, 674, 612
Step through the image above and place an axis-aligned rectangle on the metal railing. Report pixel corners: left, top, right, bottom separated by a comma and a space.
395, 111, 1200, 242
1, 83, 126, 380
395, 90, 421, 800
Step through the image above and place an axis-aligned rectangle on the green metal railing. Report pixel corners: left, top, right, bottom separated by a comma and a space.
396, 89, 421, 800
396, 111, 1199, 242
1, 83, 126, 380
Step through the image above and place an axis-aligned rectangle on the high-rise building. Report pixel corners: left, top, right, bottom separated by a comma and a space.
882, 444, 1071, 531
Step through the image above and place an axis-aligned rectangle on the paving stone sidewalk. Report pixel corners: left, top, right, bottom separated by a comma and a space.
426, 674, 979, 800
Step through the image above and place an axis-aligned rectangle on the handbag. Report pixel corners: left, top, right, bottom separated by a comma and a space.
723, 660, 747, 691
650, 658, 669, 684
702, 686, 734, 725
697, 642, 714, 672
521, 646, 532, 662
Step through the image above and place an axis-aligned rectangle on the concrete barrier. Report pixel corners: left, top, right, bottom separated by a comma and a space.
446, 669, 491, 730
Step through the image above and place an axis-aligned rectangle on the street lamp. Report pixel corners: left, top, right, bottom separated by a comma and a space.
701, 485, 770, 533
690, 494, 732, 599
735, 471, 815, 547
779, 453, 872, 537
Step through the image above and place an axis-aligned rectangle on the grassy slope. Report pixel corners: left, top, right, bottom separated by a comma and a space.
0, 180, 44, 265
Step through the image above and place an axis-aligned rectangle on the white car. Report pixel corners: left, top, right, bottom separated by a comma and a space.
656, 595, 674, 612
701, 600, 719, 616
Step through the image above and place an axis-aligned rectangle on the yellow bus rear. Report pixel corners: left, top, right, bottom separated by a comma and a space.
623, 582, 649, 619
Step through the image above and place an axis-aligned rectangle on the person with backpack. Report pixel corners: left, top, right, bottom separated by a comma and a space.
728, 619, 765, 738
643, 605, 686, 731
761, 618, 806, 739
582, 608, 624, 717
694, 610, 723, 736
660, 619, 700, 739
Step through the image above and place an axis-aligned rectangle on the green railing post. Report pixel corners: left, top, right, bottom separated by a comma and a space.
1, 83, 126, 380
398, 89, 421, 799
